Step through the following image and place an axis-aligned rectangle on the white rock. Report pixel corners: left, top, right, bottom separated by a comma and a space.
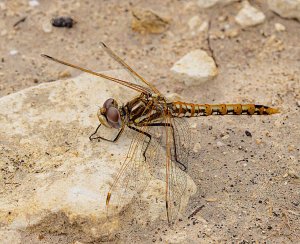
0, 29, 7, 36
226, 28, 240, 38
216, 141, 225, 147
188, 16, 208, 35
193, 142, 202, 153
190, 122, 198, 129
42, 21, 52, 33
268, 0, 300, 21
171, 50, 218, 85
0, 70, 196, 239
197, 0, 239, 8
28, 0, 39, 7
199, 21, 209, 32
0, 2, 6, 11
235, 1, 266, 27
9, 49, 18, 55
274, 22, 286, 31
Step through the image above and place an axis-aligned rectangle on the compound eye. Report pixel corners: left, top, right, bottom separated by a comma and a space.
103, 98, 118, 109
106, 107, 122, 129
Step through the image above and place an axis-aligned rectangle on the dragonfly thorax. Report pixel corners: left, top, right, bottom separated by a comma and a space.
97, 98, 123, 129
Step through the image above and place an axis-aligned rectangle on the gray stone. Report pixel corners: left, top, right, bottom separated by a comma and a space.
0, 70, 196, 239
171, 50, 218, 85
268, 0, 300, 21
235, 1, 266, 27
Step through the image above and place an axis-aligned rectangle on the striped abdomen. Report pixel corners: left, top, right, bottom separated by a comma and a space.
169, 102, 279, 117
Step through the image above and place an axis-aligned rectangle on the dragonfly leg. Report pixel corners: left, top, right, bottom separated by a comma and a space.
127, 125, 151, 162
146, 123, 187, 172
89, 124, 124, 142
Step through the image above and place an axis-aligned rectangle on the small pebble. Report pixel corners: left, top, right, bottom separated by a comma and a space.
171, 49, 218, 85
205, 198, 217, 202
29, 0, 39, 7
42, 22, 52, 33
288, 169, 299, 179
221, 134, 229, 140
282, 173, 288, 178
193, 142, 202, 153
199, 21, 208, 32
190, 123, 197, 129
245, 130, 252, 137
235, 1, 265, 27
274, 23, 286, 32
9, 50, 18, 55
52, 17, 75, 28
216, 141, 225, 147
288, 144, 295, 152
188, 16, 201, 30
218, 15, 227, 22
188, 17, 208, 34
255, 139, 261, 144
226, 28, 239, 38
1, 29, 7, 36
0, 2, 6, 10
58, 70, 71, 79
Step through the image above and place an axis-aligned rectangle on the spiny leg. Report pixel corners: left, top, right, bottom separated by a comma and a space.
89, 124, 125, 142
128, 125, 152, 162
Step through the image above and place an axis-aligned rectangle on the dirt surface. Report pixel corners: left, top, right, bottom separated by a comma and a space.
1, 0, 299, 243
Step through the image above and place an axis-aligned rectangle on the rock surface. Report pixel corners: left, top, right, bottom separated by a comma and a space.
131, 8, 169, 34
268, 0, 300, 21
0, 70, 196, 241
1, 0, 299, 242
235, 1, 266, 27
188, 16, 208, 35
197, 0, 239, 8
171, 49, 218, 85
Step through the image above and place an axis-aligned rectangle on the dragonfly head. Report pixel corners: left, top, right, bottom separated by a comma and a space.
97, 98, 122, 129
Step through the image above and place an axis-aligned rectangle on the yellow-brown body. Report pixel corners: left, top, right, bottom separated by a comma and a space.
169, 102, 279, 117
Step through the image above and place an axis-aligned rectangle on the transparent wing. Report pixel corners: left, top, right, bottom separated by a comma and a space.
41, 54, 150, 94
106, 104, 191, 223
145, 110, 191, 223
101, 42, 161, 95
105, 124, 152, 218
105, 102, 155, 218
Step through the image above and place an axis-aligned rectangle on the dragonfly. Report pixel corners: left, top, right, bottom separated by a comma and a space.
42, 43, 279, 223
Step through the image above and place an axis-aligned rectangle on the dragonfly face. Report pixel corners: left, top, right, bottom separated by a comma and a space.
97, 98, 122, 129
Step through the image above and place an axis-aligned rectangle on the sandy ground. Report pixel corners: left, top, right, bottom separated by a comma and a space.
0, 0, 299, 243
